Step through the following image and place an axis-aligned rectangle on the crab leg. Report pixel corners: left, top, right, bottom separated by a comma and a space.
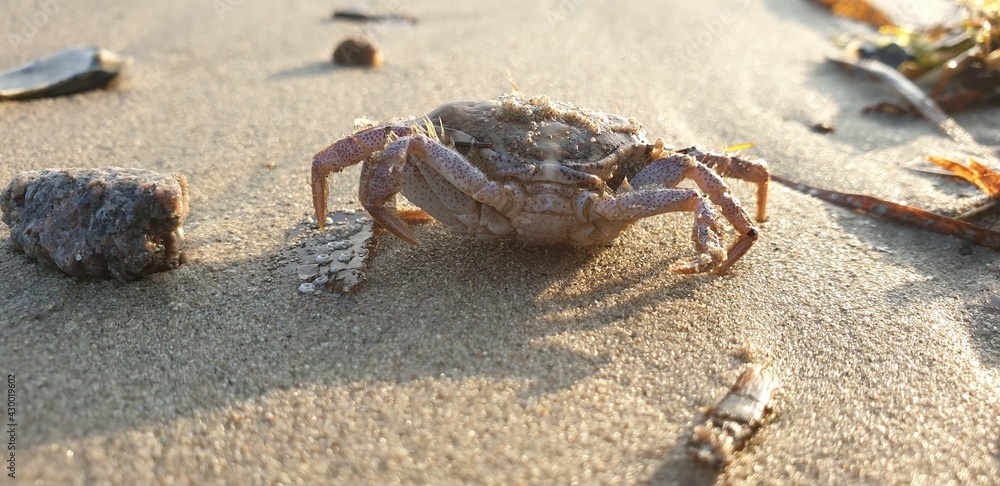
679, 147, 770, 222
628, 154, 759, 273
359, 137, 420, 243
591, 188, 728, 273
355, 133, 516, 243
311, 125, 414, 228
398, 134, 512, 211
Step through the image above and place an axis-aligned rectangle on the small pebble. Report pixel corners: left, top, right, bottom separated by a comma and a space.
332, 37, 384, 68
811, 121, 835, 134
989, 293, 1000, 310
327, 241, 350, 251
297, 264, 319, 279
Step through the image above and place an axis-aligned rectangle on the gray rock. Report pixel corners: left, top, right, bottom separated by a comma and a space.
0, 46, 130, 101
1, 167, 189, 281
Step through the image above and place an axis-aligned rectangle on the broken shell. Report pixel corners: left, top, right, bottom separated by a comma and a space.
688, 364, 779, 469
280, 210, 377, 295
0, 46, 130, 101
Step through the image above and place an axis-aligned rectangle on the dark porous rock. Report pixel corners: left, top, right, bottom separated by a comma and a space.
1, 167, 189, 281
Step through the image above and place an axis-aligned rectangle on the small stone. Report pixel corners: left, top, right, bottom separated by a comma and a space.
0, 46, 130, 101
811, 121, 835, 134
332, 37, 384, 68
989, 293, 1000, 311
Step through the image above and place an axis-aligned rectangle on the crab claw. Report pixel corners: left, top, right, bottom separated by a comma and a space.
669, 199, 726, 274
311, 125, 415, 229
359, 139, 419, 245
366, 203, 418, 244
311, 162, 332, 228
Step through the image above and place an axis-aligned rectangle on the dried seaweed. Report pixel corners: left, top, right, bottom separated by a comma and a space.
829, 1, 1000, 114
927, 155, 1000, 199
772, 173, 1000, 251
814, 0, 892, 27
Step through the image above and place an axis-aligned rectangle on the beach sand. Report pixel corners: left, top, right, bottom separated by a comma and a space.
2, 0, 999, 483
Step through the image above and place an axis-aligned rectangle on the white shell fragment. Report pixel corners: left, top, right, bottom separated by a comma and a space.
687, 364, 779, 470
277, 210, 377, 295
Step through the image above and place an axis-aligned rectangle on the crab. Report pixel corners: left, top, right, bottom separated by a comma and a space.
311, 95, 769, 274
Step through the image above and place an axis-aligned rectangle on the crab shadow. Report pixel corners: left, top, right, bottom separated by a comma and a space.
3, 216, 717, 450
325, 222, 714, 392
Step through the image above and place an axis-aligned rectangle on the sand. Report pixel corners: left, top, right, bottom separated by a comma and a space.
2, 0, 999, 484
